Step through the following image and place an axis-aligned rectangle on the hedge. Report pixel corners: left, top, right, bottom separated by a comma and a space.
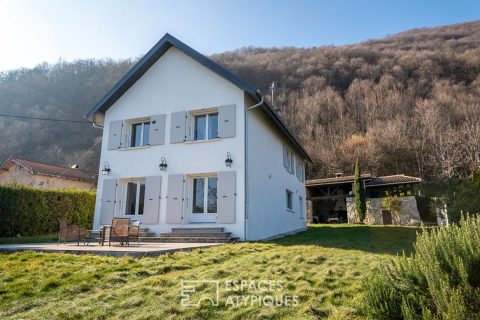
0, 184, 96, 236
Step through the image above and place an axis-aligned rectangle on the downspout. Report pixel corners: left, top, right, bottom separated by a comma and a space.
244, 90, 264, 241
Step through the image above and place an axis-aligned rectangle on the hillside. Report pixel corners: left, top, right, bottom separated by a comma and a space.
1, 20, 479, 180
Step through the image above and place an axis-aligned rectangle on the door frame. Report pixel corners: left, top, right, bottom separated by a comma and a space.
187, 173, 218, 223
120, 178, 146, 221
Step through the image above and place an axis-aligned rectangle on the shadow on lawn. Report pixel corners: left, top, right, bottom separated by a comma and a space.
271, 224, 422, 255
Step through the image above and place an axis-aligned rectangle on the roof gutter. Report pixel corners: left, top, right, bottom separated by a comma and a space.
244, 90, 264, 241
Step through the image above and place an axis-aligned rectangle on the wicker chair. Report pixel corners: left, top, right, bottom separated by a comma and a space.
58, 218, 86, 245
109, 218, 131, 246
129, 221, 140, 245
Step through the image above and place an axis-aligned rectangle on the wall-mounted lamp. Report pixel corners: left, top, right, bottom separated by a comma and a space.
159, 157, 168, 171
225, 152, 233, 167
101, 162, 111, 175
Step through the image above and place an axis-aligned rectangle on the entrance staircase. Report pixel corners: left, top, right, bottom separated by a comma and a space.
139, 227, 237, 243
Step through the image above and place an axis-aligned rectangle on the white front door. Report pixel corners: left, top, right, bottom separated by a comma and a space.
124, 180, 146, 220
189, 175, 217, 223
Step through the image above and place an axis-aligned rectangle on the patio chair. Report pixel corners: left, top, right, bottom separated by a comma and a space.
129, 220, 140, 245
109, 218, 131, 246
58, 218, 86, 245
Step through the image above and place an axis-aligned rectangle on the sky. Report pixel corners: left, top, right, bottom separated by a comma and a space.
0, 0, 479, 71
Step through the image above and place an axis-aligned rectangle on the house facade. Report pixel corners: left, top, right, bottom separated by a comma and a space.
85, 34, 311, 241
306, 174, 422, 225
0, 158, 97, 190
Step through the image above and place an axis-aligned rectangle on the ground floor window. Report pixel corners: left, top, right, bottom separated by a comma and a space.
299, 196, 304, 218
192, 176, 218, 214
125, 180, 145, 216
286, 189, 293, 210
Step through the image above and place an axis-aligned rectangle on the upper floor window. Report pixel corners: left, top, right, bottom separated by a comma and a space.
283, 145, 295, 174
130, 122, 150, 147
296, 158, 305, 182
194, 113, 218, 141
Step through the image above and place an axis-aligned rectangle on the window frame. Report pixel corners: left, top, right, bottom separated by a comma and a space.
299, 196, 304, 219
124, 179, 146, 216
191, 174, 218, 215
129, 121, 150, 148
286, 189, 294, 211
193, 111, 219, 141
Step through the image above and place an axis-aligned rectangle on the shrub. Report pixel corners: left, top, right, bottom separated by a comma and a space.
354, 159, 367, 222
0, 184, 95, 236
448, 171, 480, 222
364, 214, 480, 319
415, 195, 439, 223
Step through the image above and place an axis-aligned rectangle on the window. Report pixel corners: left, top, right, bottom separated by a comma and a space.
194, 113, 218, 141
192, 176, 218, 214
296, 159, 305, 182
286, 189, 293, 210
130, 122, 150, 147
299, 196, 304, 219
283, 145, 295, 174
125, 180, 145, 216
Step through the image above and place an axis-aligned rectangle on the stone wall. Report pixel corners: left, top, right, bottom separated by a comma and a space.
346, 196, 421, 226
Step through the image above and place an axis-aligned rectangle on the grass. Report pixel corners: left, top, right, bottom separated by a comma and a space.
0, 224, 419, 319
0, 233, 58, 244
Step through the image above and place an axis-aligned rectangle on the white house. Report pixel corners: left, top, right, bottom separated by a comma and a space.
85, 34, 312, 241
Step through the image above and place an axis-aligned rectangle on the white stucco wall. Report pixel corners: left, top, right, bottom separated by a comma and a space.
245, 102, 307, 240
93, 47, 246, 239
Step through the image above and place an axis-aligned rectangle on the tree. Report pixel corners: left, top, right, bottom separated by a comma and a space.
354, 159, 367, 222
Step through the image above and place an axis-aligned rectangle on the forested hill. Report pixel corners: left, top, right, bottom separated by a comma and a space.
1, 20, 479, 180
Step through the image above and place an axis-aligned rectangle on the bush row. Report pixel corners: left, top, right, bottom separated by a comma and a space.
0, 184, 95, 236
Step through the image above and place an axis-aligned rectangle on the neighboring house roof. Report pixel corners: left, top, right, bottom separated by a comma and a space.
366, 175, 422, 187
0, 158, 98, 183
306, 174, 372, 186
306, 174, 421, 187
84, 33, 312, 162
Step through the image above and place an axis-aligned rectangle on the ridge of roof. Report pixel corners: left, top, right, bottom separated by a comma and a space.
83, 33, 312, 162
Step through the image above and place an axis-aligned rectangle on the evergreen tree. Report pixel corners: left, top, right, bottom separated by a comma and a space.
354, 159, 367, 222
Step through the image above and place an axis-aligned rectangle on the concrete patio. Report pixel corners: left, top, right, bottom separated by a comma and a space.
0, 241, 222, 257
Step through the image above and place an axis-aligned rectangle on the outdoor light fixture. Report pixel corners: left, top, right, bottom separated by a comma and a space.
225, 152, 233, 167
102, 162, 111, 175
159, 157, 168, 171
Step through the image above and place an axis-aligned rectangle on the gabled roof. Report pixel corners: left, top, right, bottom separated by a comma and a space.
0, 158, 98, 183
84, 33, 312, 162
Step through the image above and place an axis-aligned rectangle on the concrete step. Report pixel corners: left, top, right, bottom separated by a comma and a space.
159, 232, 231, 238
142, 236, 232, 243
139, 232, 155, 237
171, 227, 225, 234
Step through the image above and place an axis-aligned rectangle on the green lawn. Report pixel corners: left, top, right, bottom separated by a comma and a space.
0, 224, 419, 319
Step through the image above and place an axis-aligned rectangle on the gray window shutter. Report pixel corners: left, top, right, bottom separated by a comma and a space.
143, 176, 162, 224
217, 171, 236, 224
149, 115, 166, 146
108, 120, 123, 150
218, 104, 236, 138
100, 179, 117, 225
170, 111, 187, 143
166, 174, 184, 224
